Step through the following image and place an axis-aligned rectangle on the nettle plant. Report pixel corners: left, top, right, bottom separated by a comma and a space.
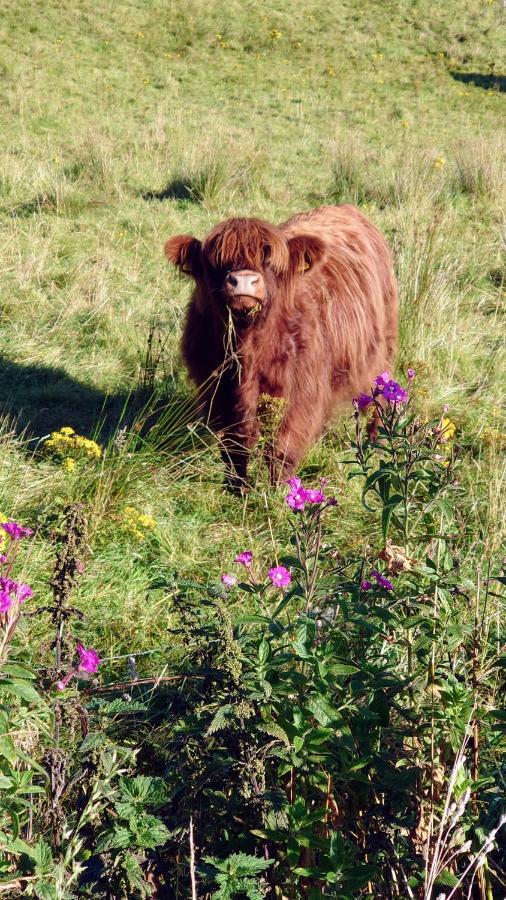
142, 371, 504, 899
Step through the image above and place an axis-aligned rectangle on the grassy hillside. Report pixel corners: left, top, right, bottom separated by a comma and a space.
0, 0, 504, 653
1, 2, 506, 897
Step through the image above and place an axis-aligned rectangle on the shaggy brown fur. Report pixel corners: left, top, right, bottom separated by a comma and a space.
165, 205, 398, 490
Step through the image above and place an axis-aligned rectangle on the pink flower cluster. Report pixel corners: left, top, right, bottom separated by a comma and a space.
234, 550, 253, 567
221, 573, 237, 587
57, 643, 101, 690
353, 369, 414, 411
221, 550, 292, 591
0, 520, 34, 616
76, 643, 100, 673
285, 477, 326, 511
268, 565, 292, 588
0, 578, 33, 613
0, 522, 34, 541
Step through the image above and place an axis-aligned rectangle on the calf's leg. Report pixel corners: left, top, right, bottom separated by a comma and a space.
220, 420, 260, 494
268, 399, 325, 485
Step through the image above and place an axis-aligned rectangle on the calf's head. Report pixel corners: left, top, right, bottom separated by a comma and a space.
165, 217, 326, 326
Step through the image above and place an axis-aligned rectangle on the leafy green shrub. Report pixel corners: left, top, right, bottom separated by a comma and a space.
127, 370, 504, 898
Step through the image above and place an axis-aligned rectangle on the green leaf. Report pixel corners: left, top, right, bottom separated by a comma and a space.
0, 734, 17, 764
287, 834, 299, 865
258, 721, 290, 748
381, 493, 403, 540
329, 662, 359, 676
204, 852, 273, 877
279, 555, 303, 570
307, 697, 344, 726
435, 869, 460, 887
0, 664, 36, 680
96, 825, 131, 851
33, 841, 54, 876
0, 835, 36, 857
258, 638, 270, 665
34, 883, 57, 900
131, 814, 171, 850
122, 852, 147, 892
206, 705, 232, 736
0, 680, 41, 704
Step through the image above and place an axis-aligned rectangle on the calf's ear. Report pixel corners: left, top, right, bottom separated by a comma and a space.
164, 234, 202, 277
287, 234, 326, 276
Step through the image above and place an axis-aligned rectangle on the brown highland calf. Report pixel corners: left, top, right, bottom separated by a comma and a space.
165, 204, 398, 491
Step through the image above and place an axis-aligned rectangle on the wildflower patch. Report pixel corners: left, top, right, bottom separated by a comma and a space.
44, 427, 102, 466
120, 506, 157, 541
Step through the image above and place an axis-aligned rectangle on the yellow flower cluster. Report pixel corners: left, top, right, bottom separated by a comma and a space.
44, 427, 102, 467
439, 417, 456, 443
121, 507, 157, 542
433, 155, 446, 169
434, 417, 456, 466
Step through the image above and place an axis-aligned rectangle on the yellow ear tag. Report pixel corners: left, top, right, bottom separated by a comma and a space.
300, 260, 310, 273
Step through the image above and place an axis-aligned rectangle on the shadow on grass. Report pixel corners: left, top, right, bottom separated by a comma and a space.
450, 71, 506, 92
0, 357, 136, 442
0, 357, 208, 463
141, 179, 196, 202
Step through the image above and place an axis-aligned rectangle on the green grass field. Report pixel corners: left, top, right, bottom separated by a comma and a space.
0, 0, 504, 669
1, 2, 506, 896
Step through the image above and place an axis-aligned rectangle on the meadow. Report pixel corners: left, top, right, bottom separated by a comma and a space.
0, 0, 505, 897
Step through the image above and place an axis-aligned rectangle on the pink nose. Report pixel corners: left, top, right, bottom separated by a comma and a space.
225, 270, 260, 296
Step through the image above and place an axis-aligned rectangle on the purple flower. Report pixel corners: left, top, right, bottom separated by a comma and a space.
268, 565, 292, 588
374, 371, 391, 390
56, 671, 75, 691
305, 488, 326, 504
76, 643, 100, 674
361, 579, 373, 591
0, 554, 6, 565
0, 591, 11, 613
354, 393, 374, 411
0, 522, 33, 541
15, 583, 33, 603
0, 577, 15, 593
0, 578, 33, 604
371, 569, 394, 591
407, 368, 416, 381
235, 550, 253, 568
285, 477, 326, 510
221, 573, 237, 587
381, 380, 408, 404
286, 484, 307, 510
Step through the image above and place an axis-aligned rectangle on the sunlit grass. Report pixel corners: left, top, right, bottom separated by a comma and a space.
0, 0, 503, 658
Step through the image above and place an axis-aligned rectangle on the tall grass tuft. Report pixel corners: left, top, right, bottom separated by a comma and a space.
451, 136, 506, 201
327, 136, 375, 206
155, 133, 264, 209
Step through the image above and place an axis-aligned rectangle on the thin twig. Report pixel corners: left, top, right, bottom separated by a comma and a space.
189, 817, 198, 900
